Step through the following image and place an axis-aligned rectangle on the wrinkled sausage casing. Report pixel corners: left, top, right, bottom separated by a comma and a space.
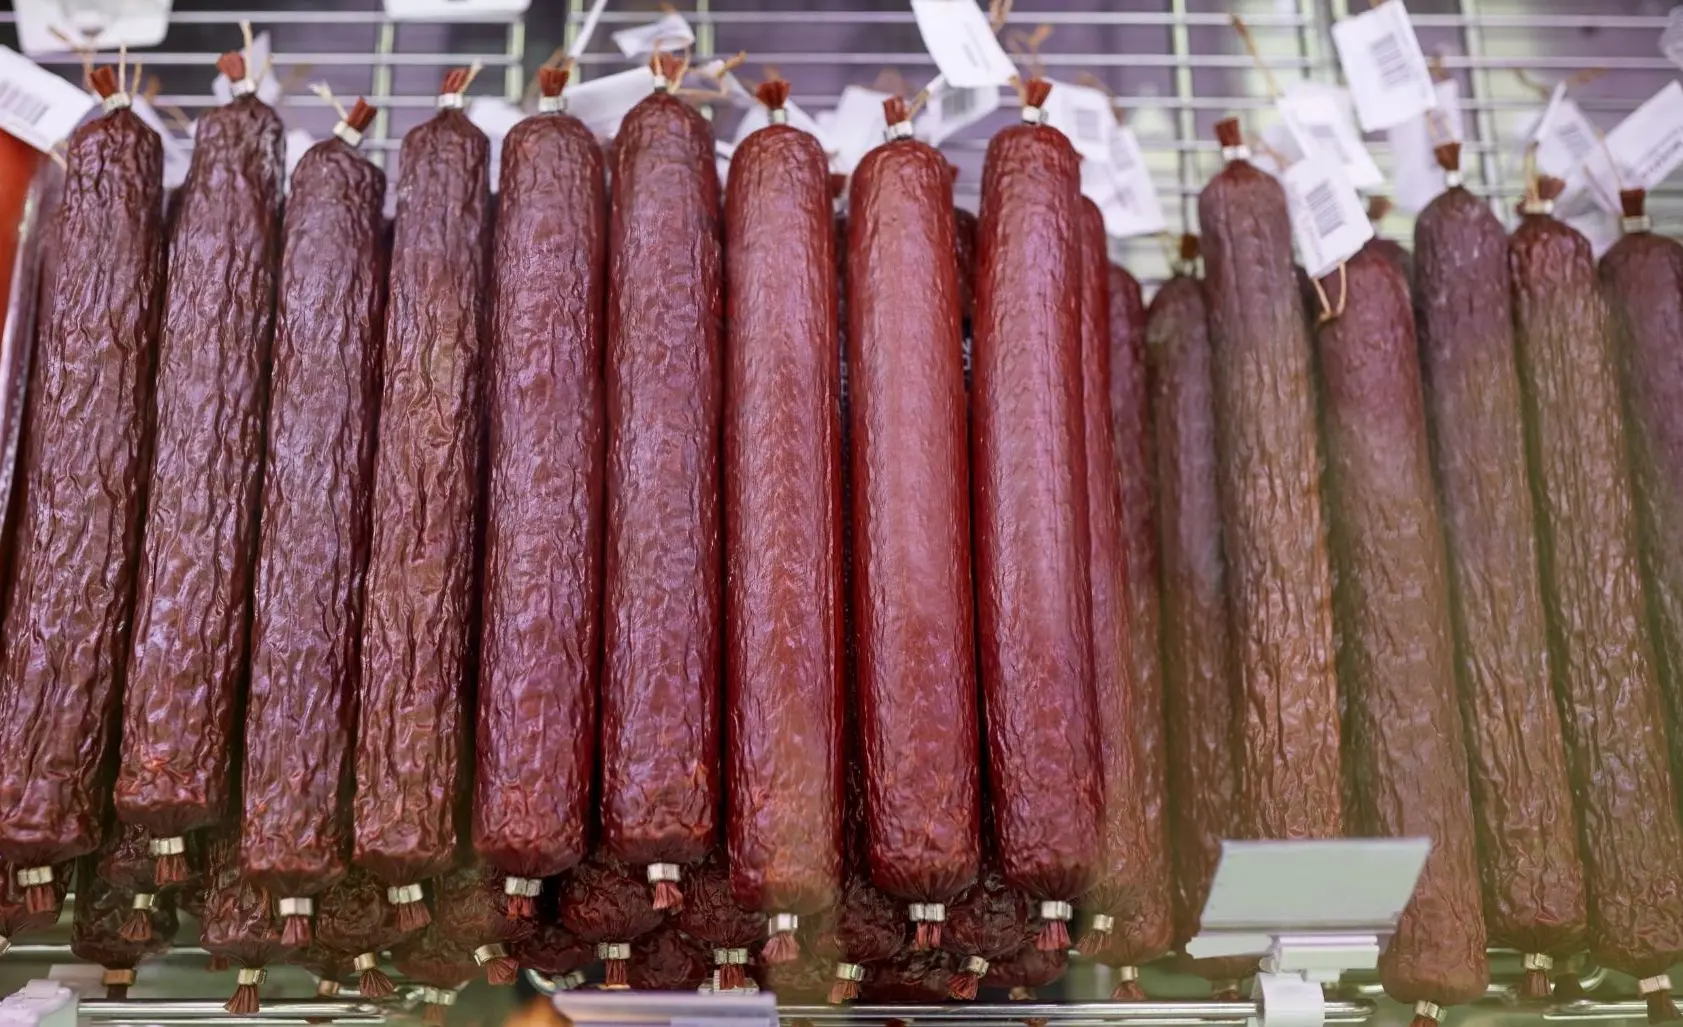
355, 105, 490, 891
723, 116, 845, 919
972, 112, 1102, 903
116, 89, 283, 844
1413, 172, 1585, 963
1314, 249, 1489, 1010
1511, 199, 1683, 988
1080, 208, 1171, 969
1146, 269, 1254, 984
1196, 127, 1342, 840
474, 103, 606, 888
71, 862, 178, 975
845, 132, 981, 904
599, 84, 724, 874
241, 132, 387, 903
0, 100, 164, 874
1602, 203, 1683, 821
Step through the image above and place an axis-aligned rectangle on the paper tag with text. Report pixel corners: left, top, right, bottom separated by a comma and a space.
1277, 83, 1384, 190
565, 67, 653, 138
1579, 81, 1683, 213
1520, 82, 1598, 199
1283, 156, 1372, 279
1330, 0, 1437, 132
828, 85, 892, 175
1100, 127, 1166, 237
0, 46, 93, 154
611, 12, 695, 58
910, 0, 1017, 90
916, 78, 999, 147
130, 96, 192, 188
1043, 79, 1114, 163
1387, 78, 1464, 213
212, 31, 282, 107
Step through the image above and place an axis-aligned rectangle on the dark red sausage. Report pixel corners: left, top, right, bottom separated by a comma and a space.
1146, 241, 1257, 991
559, 856, 664, 988
599, 52, 724, 906
431, 862, 535, 985
628, 924, 712, 991
474, 68, 605, 916
1197, 117, 1342, 841
94, 819, 166, 943
1314, 248, 1489, 1022
940, 863, 1033, 1001
1511, 177, 1683, 1020
355, 67, 490, 930
722, 80, 845, 960
845, 97, 980, 936
311, 867, 411, 999
674, 855, 763, 991
972, 80, 1101, 948
200, 830, 300, 1014
511, 918, 593, 988
117, 52, 283, 873
240, 99, 384, 947
0, 68, 163, 905
1412, 144, 1584, 993
391, 927, 479, 1027
71, 864, 177, 1000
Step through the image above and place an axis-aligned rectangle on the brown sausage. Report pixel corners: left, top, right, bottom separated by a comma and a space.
845, 97, 981, 938
200, 830, 300, 1014
1197, 117, 1342, 841
310, 867, 411, 999
673, 855, 764, 991
240, 99, 384, 947
431, 862, 534, 985
71, 862, 177, 999
1510, 176, 1683, 1021
599, 52, 723, 907
1413, 144, 1585, 994
1314, 247, 1489, 1022
0, 68, 164, 906
354, 67, 490, 930
722, 80, 845, 959
474, 65, 605, 912
559, 856, 664, 988
391, 927, 479, 1026
972, 79, 1102, 948
117, 51, 283, 873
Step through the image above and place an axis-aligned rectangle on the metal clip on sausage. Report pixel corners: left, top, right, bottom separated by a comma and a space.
1187, 839, 1430, 1027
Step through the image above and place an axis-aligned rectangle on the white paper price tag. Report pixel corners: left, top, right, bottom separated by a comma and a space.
828, 85, 892, 175
384, 0, 530, 20
1579, 81, 1683, 213
1277, 83, 1383, 190
1330, 0, 1436, 132
129, 96, 192, 188
1521, 84, 1599, 200
467, 96, 526, 190
566, 67, 653, 138
14, 0, 170, 59
212, 31, 282, 107
1043, 79, 1114, 163
909, 0, 1017, 90
1565, 204, 1620, 260
1387, 79, 1463, 214
0, 46, 94, 154
1664, 6, 1683, 71
1283, 157, 1372, 279
916, 79, 999, 147
611, 12, 695, 58
284, 127, 314, 187
1103, 127, 1166, 237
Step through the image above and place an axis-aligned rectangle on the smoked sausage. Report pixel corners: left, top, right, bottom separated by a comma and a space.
241, 98, 384, 947
200, 830, 300, 1014
0, 66, 163, 908
1413, 143, 1585, 995
391, 927, 479, 1026
599, 51, 723, 909
355, 66, 490, 931
941, 862, 1033, 1001
71, 865, 177, 999
117, 50, 283, 879
559, 856, 664, 988
475, 66, 605, 913
723, 78, 845, 962
311, 867, 410, 998
1314, 247, 1489, 1025
674, 855, 763, 991
1196, 117, 1341, 842
628, 925, 712, 991
1510, 175, 1683, 1021
972, 79, 1101, 949
431, 862, 533, 985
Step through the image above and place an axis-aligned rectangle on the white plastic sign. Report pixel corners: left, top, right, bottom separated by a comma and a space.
916, 78, 999, 147
384, 0, 529, 20
0, 46, 94, 154
1277, 83, 1383, 190
1043, 79, 1114, 164
1387, 79, 1464, 214
14, 0, 170, 59
565, 67, 652, 138
1283, 156, 1373, 279
1330, 0, 1437, 132
1580, 81, 1683, 213
909, 0, 1017, 90
212, 31, 282, 107
611, 12, 695, 59
828, 85, 892, 175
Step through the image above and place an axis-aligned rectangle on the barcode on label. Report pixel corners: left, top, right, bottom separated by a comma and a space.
1369, 33, 1411, 90
1073, 107, 1103, 143
1305, 181, 1344, 238
941, 87, 977, 122
1557, 120, 1595, 160
0, 81, 49, 127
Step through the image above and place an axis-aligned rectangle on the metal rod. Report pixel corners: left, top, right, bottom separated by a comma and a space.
78, 1002, 385, 1020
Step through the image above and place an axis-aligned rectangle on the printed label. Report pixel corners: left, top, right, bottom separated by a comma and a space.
1277, 82, 1383, 190
1043, 78, 1113, 163
1580, 81, 1683, 213
1330, 0, 1437, 132
828, 85, 892, 175
1283, 156, 1372, 279
916, 77, 999, 146
0, 46, 94, 154
1387, 78, 1463, 214
1102, 127, 1166, 237
910, 0, 1018, 89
